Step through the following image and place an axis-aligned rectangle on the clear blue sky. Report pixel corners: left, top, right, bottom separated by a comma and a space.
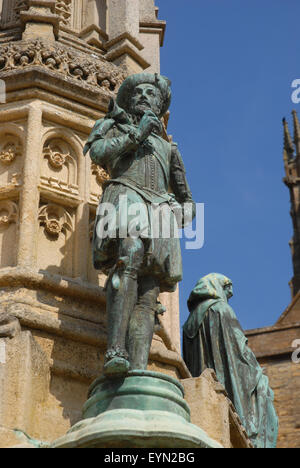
155, 0, 300, 331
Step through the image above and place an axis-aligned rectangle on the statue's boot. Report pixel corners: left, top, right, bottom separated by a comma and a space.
104, 238, 145, 377
127, 277, 160, 370
104, 264, 138, 376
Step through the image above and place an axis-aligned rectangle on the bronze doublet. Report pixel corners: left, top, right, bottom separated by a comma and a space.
106, 126, 171, 195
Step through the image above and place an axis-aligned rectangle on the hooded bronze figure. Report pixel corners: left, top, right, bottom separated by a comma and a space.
183, 273, 278, 448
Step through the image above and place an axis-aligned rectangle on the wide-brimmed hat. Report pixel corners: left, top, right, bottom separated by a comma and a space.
116, 73, 171, 118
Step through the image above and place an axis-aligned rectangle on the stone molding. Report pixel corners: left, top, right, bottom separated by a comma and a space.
0, 304, 189, 383
105, 31, 151, 70
20, 9, 60, 39
0, 267, 106, 303
139, 19, 166, 47
77, 25, 107, 52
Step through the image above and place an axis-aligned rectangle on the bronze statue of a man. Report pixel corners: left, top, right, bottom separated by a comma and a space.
84, 73, 195, 376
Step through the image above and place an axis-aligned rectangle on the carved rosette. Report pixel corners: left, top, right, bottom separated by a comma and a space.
91, 164, 110, 185
0, 40, 126, 93
38, 204, 73, 237
0, 141, 22, 165
41, 138, 79, 198
0, 201, 18, 228
43, 145, 69, 170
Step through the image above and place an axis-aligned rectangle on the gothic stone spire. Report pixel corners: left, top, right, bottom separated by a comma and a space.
283, 112, 300, 297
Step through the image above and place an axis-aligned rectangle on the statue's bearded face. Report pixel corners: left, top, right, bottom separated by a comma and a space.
130, 84, 163, 117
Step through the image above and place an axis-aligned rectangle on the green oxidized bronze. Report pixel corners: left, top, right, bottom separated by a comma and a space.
52, 370, 222, 448
182, 273, 278, 449
84, 73, 195, 377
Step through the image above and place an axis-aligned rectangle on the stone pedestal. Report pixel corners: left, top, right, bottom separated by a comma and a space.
51, 371, 222, 448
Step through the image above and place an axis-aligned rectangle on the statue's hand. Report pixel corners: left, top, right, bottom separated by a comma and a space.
137, 110, 162, 142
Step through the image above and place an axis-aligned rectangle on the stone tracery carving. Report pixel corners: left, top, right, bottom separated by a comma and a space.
38, 203, 73, 237
0, 133, 23, 188
10, 173, 21, 185
13, 0, 29, 19
0, 200, 18, 228
41, 138, 79, 196
13, 49, 35, 67
0, 0, 29, 27
44, 142, 72, 170
0, 139, 22, 165
55, 0, 72, 27
68, 62, 89, 81
40, 50, 62, 70
0, 40, 126, 93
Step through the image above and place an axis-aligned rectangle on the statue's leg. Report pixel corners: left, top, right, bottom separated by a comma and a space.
104, 237, 144, 376
127, 276, 160, 370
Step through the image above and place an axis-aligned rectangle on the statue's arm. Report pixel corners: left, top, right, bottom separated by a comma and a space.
84, 119, 140, 168
169, 143, 196, 223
